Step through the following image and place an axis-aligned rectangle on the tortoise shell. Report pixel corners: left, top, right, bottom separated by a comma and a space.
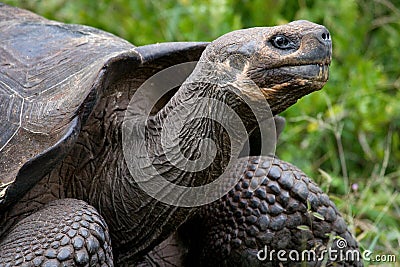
0, 3, 208, 209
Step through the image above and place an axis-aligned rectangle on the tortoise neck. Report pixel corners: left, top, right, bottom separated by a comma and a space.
145, 79, 258, 186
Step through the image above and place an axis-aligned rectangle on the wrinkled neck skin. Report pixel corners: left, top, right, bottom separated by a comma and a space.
145, 66, 259, 187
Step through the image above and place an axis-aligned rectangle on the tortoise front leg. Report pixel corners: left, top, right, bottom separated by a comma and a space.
194, 156, 363, 267
0, 198, 113, 266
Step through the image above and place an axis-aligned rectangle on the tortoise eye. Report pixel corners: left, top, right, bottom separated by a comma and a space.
270, 35, 295, 50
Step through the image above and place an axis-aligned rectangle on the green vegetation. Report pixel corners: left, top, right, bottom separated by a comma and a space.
4, 0, 400, 264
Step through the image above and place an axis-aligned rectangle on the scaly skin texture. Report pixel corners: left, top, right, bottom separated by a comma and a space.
0, 5, 338, 266
141, 156, 362, 267
0, 199, 113, 266
197, 156, 361, 266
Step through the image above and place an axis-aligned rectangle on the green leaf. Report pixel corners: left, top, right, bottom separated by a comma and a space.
312, 212, 325, 221
297, 225, 310, 231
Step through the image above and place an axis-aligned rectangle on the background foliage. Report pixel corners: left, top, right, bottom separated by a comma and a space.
4, 0, 400, 264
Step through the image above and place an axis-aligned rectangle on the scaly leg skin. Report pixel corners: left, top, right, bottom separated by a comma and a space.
0, 198, 113, 267
139, 156, 363, 267
194, 156, 363, 267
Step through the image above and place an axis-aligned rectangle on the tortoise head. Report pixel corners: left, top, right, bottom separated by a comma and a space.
201, 20, 332, 114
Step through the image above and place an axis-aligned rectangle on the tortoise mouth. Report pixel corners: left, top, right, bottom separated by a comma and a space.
252, 61, 331, 114
248, 60, 331, 89
278, 63, 329, 82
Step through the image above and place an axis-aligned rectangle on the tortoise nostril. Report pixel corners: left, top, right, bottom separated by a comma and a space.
321, 32, 330, 41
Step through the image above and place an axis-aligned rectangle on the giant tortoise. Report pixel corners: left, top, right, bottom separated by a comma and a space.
0, 4, 362, 266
